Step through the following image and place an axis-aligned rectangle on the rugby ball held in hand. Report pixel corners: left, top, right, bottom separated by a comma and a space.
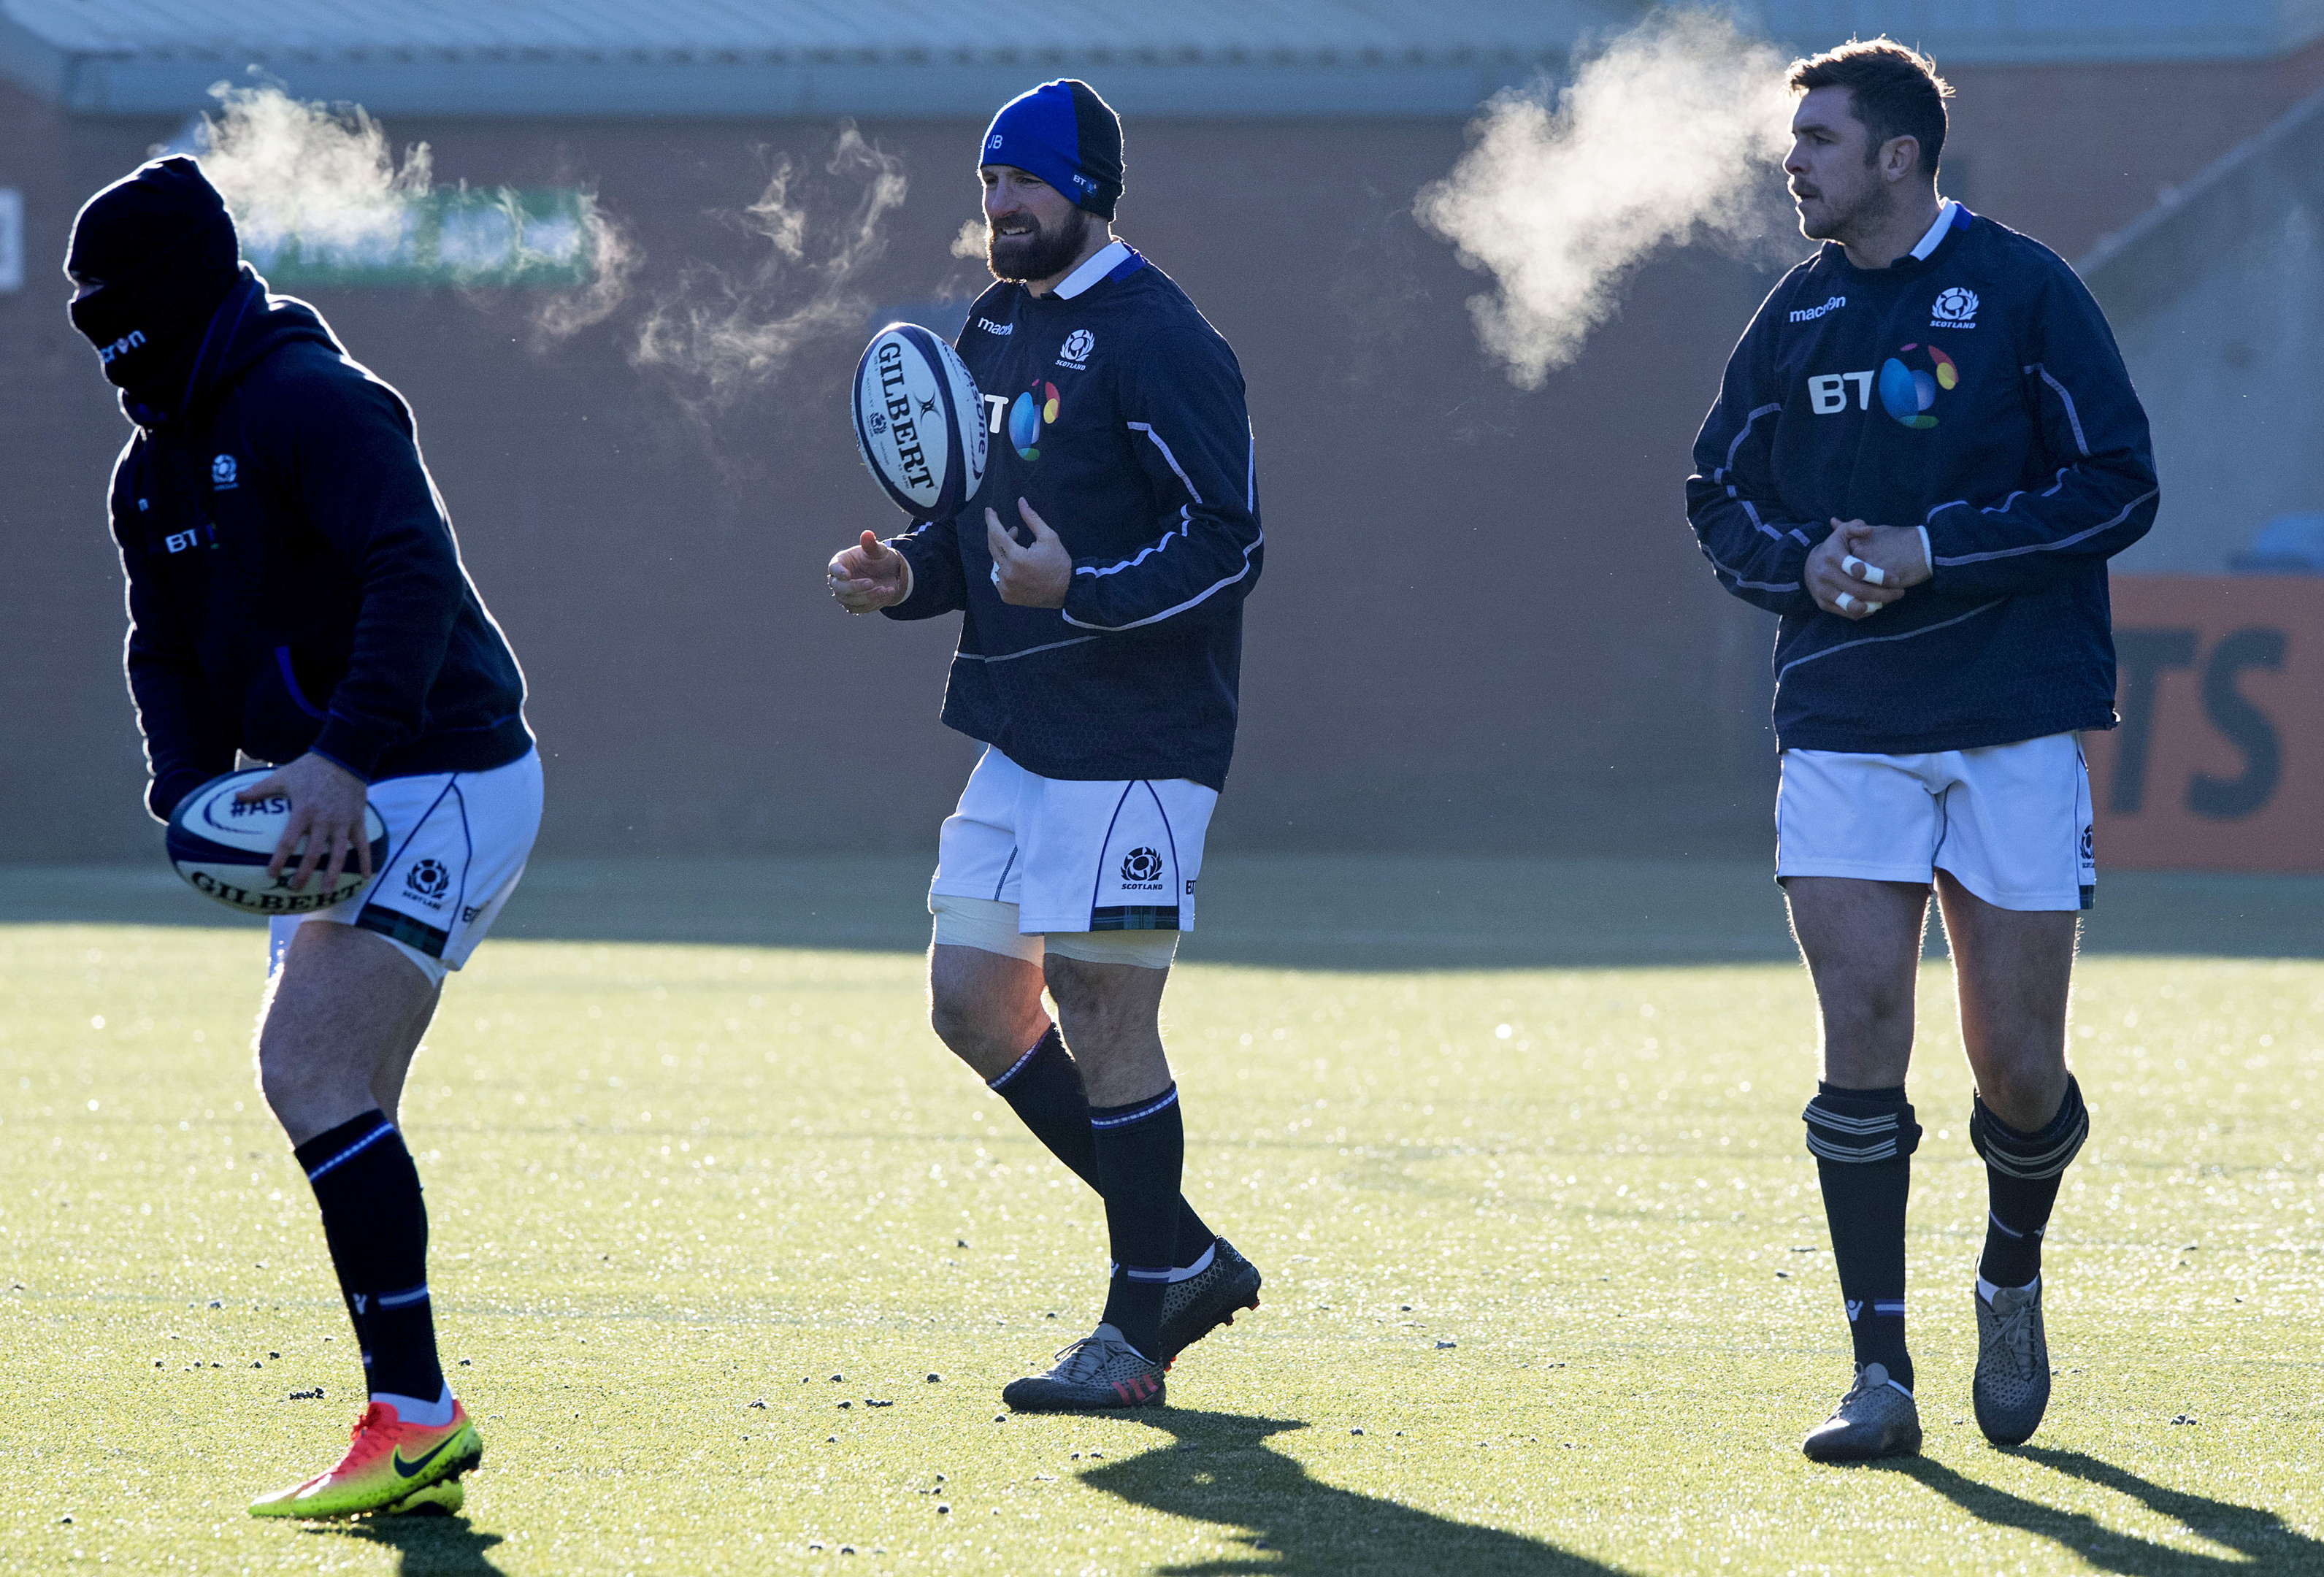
852, 323, 986, 520
166, 768, 388, 916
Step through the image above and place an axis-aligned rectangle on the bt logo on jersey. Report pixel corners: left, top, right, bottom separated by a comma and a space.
1808, 372, 1874, 413
1809, 343, 1962, 428
1008, 382, 1059, 461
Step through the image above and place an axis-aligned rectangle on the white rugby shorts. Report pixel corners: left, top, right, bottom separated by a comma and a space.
1776, 732, 2093, 912
268, 749, 544, 986
929, 747, 1215, 964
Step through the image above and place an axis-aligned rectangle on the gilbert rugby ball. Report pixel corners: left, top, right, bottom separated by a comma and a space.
165, 768, 389, 916
852, 323, 986, 520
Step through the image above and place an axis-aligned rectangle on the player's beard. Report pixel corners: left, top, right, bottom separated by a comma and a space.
1796, 160, 1894, 246
987, 204, 1092, 283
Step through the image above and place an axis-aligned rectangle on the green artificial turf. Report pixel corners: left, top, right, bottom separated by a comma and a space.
3, 924, 2320, 1573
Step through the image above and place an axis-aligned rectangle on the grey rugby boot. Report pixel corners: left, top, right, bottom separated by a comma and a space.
1157, 1238, 1262, 1365
1801, 1363, 1923, 1462
1001, 1324, 1167, 1412
1973, 1277, 2051, 1446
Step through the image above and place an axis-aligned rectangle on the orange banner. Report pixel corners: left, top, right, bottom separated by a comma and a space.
2085, 577, 2324, 871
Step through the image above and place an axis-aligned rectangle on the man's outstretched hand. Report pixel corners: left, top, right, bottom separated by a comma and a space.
829, 531, 913, 614
235, 752, 372, 894
986, 498, 1072, 609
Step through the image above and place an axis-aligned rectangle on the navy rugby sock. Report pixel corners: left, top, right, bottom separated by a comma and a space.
990, 1027, 1216, 1267
294, 1110, 445, 1407
1804, 1083, 1918, 1391
1089, 1084, 1185, 1362
1972, 1075, 2090, 1290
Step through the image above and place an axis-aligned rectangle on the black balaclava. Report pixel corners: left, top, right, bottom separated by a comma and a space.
66, 156, 242, 418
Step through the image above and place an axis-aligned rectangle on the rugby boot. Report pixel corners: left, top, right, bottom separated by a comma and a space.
1001, 1323, 1167, 1412
249, 1397, 483, 1519
1972, 1276, 2051, 1446
1801, 1362, 1922, 1463
383, 1478, 465, 1516
1157, 1237, 1262, 1365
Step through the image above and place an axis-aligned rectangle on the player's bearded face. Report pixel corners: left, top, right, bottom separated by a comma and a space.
1787, 88, 1892, 244
987, 202, 1091, 283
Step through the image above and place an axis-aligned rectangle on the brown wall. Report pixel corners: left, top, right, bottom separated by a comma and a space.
1943, 40, 2324, 259
4, 106, 1783, 863
9, 47, 2312, 864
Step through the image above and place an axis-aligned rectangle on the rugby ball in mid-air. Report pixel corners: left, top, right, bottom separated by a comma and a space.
165, 768, 388, 916
851, 323, 986, 520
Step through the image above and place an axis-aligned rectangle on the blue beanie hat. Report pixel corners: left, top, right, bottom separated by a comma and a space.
980, 80, 1124, 220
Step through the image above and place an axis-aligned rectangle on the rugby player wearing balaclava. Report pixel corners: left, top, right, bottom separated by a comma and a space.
1687, 43, 2157, 1462
829, 80, 1265, 1411
69, 157, 540, 1516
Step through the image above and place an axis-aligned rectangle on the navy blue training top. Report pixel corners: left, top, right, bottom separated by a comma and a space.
111, 269, 532, 821
1687, 205, 2158, 755
883, 242, 1262, 790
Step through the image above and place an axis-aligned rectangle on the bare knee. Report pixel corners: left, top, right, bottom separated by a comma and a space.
253, 1029, 324, 1130
927, 944, 1049, 1077
929, 981, 997, 1055
1974, 1054, 2068, 1130
1814, 977, 1918, 1086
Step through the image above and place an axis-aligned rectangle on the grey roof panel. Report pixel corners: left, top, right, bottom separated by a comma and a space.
1748, 0, 2324, 64
0, 0, 1638, 114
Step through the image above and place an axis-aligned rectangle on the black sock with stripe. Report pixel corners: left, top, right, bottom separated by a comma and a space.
1089, 1083, 1184, 1362
294, 1110, 445, 1405
1804, 1083, 1920, 1391
989, 1028, 1216, 1266
1972, 1075, 2090, 1289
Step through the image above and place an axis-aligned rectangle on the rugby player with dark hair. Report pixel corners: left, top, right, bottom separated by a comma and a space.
1687, 40, 2158, 1460
828, 79, 1265, 1411
70, 157, 540, 1515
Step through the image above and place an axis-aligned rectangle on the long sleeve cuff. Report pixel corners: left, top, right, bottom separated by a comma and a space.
309, 718, 386, 782
149, 768, 210, 824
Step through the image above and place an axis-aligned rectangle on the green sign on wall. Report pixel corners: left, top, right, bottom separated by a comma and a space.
244, 189, 595, 288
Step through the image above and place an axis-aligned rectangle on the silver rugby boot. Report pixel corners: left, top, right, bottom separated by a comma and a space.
1972, 1276, 2050, 1446
1001, 1324, 1167, 1412
1801, 1362, 1923, 1462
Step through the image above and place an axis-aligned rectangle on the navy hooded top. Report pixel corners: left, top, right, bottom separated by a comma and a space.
109, 269, 532, 820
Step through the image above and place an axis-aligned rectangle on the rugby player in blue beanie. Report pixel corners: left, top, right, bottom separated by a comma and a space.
69, 157, 539, 1518
828, 79, 1266, 1411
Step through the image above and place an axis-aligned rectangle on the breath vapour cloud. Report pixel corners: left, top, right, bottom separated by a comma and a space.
630, 127, 908, 411
191, 85, 634, 340
193, 86, 433, 260
1417, 9, 1797, 388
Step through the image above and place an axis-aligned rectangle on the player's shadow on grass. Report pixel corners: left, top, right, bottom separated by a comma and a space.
1078, 1409, 1626, 1576
307, 1513, 505, 1576
1871, 1446, 2320, 1573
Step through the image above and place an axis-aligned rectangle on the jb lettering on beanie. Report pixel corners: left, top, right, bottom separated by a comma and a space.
979, 80, 1124, 220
